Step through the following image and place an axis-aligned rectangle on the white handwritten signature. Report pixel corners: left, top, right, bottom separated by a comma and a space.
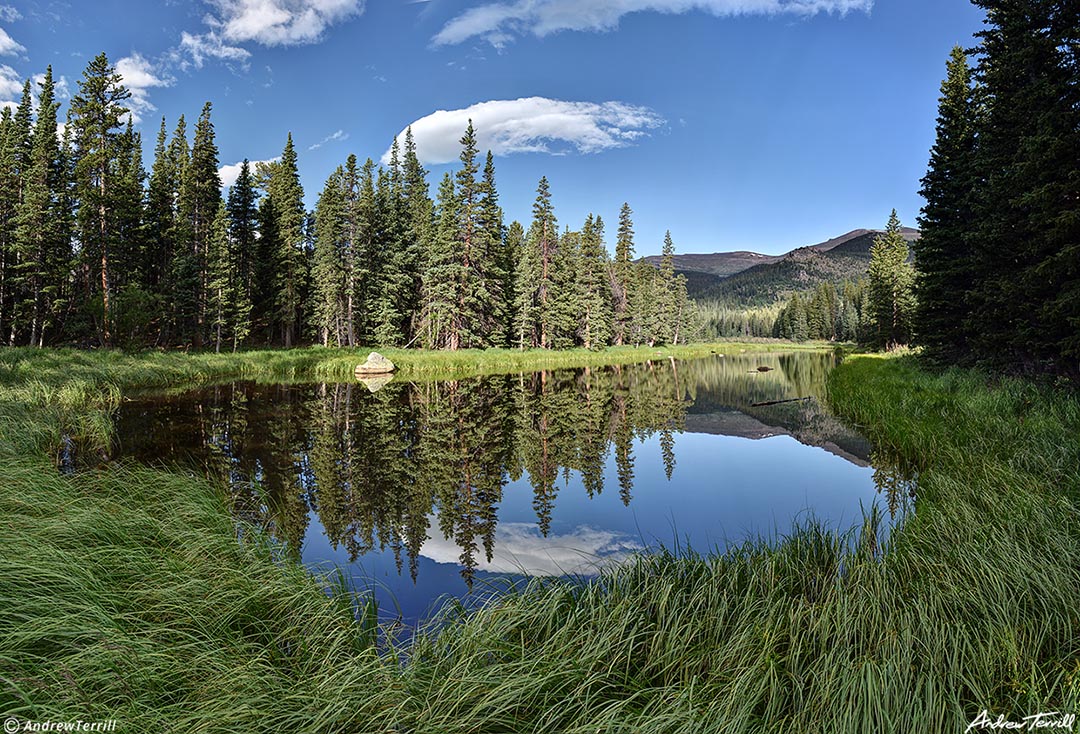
966, 710, 1077, 732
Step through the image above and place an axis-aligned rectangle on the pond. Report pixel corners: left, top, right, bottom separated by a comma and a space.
107, 351, 912, 625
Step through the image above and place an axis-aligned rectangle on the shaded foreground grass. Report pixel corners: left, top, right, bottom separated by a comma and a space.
2, 348, 1078, 731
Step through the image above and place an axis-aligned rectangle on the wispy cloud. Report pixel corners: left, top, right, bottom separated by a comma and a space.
219, 156, 279, 187
176, 30, 251, 70
206, 0, 363, 46
385, 96, 665, 165
116, 53, 174, 124
308, 128, 348, 150
420, 522, 641, 576
170, 1, 364, 72
434, 0, 873, 47
0, 6, 20, 23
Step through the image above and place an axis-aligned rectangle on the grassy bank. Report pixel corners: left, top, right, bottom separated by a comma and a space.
2, 349, 1078, 731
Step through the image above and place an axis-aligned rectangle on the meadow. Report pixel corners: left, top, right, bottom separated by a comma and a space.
1, 346, 1077, 732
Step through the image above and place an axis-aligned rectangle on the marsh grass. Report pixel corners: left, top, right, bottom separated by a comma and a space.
2, 347, 1078, 731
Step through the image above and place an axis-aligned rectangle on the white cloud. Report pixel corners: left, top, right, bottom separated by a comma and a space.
204, 0, 364, 46
0, 6, 21, 22
0, 63, 22, 101
219, 156, 279, 187
420, 521, 641, 576
169, 1, 362, 72
308, 128, 348, 150
116, 53, 174, 124
0, 25, 24, 56
385, 97, 664, 165
434, 0, 872, 46
177, 30, 252, 70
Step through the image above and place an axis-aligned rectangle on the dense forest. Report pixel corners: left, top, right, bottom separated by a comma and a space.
0, 53, 697, 351
914, 2, 1080, 374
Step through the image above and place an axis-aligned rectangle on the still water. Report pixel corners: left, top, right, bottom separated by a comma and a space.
108, 352, 911, 624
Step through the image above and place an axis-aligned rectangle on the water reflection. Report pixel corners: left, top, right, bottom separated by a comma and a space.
110, 352, 897, 612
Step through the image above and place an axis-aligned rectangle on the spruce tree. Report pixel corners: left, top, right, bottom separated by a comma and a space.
0, 107, 17, 341
225, 159, 257, 347
420, 173, 460, 349
312, 167, 347, 346
514, 177, 558, 349
867, 210, 915, 349
576, 214, 614, 349
12, 67, 66, 346
613, 202, 635, 345
401, 128, 432, 345
265, 134, 306, 346
915, 46, 978, 363
69, 52, 131, 346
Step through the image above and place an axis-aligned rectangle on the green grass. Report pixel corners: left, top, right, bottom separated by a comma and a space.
2, 347, 1078, 732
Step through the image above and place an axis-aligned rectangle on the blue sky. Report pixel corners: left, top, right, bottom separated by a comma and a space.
0, 0, 985, 256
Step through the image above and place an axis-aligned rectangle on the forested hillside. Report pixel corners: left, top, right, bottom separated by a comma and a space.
680, 228, 919, 306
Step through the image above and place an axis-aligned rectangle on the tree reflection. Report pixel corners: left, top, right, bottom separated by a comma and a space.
111, 352, 859, 588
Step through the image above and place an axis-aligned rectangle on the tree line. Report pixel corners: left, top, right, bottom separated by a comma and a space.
0, 53, 698, 351
915, 2, 1080, 374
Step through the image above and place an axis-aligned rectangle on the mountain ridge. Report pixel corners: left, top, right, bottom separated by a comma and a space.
644, 227, 920, 306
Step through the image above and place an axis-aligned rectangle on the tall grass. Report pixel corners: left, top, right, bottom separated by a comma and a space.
2, 348, 1078, 731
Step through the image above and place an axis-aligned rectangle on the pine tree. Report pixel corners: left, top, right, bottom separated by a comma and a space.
265, 134, 306, 347
479, 150, 509, 346
69, 53, 131, 346
576, 214, 614, 349
401, 128, 432, 345
867, 210, 915, 349
915, 46, 978, 363
656, 230, 680, 344
0, 107, 17, 341
420, 173, 460, 349
110, 119, 149, 345
12, 67, 67, 346
613, 202, 635, 345
206, 198, 234, 352
225, 159, 257, 347
514, 177, 558, 349
312, 167, 346, 346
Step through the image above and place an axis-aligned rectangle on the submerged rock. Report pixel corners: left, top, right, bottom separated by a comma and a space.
355, 351, 396, 377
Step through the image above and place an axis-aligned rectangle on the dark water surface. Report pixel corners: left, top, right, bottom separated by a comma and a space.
108, 352, 911, 624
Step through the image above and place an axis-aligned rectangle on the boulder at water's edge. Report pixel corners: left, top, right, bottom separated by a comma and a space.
355, 352, 396, 377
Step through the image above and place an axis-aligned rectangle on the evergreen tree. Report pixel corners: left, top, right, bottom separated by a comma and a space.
206, 198, 234, 351
12, 67, 67, 346
0, 107, 17, 341
576, 214, 614, 349
111, 119, 149, 345
479, 150, 510, 346
312, 167, 346, 346
514, 177, 558, 349
69, 52, 131, 346
867, 210, 915, 349
915, 46, 978, 363
613, 202, 635, 345
420, 173, 460, 349
264, 134, 306, 346
174, 102, 221, 346
401, 128, 432, 345
225, 158, 257, 346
